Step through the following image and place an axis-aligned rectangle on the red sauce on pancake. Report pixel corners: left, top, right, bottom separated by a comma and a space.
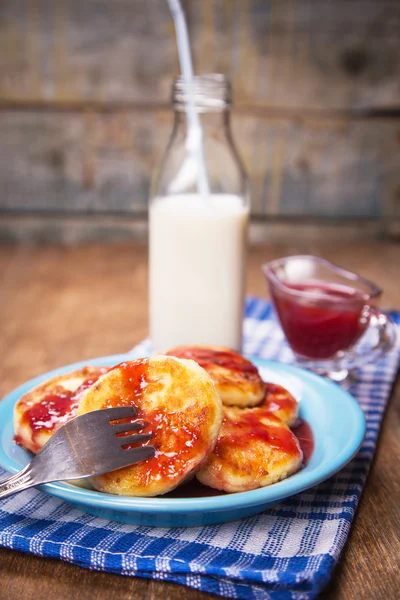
262, 383, 297, 414
22, 368, 107, 432
17, 369, 108, 443
25, 391, 80, 432
215, 411, 301, 457
166, 347, 259, 375
140, 408, 208, 483
105, 359, 151, 410
103, 359, 211, 483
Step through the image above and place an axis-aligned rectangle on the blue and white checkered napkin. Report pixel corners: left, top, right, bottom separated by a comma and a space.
1, 297, 399, 600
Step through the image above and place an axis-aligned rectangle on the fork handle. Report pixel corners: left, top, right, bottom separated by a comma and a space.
0, 465, 35, 500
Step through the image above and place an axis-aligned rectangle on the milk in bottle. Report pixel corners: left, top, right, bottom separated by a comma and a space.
149, 75, 249, 350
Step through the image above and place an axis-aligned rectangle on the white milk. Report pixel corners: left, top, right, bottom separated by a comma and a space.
149, 194, 248, 351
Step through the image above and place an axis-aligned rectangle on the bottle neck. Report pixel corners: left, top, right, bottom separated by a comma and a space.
172, 73, 232, 111
171, 73, 233, 143
172, 109, 231, 137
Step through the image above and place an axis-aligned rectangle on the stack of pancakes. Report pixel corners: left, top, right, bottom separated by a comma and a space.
14, 347, 303, 496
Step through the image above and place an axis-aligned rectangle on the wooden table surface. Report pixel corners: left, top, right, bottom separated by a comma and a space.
1, 241, 399, 600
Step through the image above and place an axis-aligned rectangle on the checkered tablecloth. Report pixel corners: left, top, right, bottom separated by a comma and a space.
1, 297, 399, 600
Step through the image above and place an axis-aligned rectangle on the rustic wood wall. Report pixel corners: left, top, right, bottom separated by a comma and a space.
0, 0, 399, 240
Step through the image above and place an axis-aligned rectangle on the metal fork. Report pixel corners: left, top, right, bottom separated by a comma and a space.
0, 406, 155, 499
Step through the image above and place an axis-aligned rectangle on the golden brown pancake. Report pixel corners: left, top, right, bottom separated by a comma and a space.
254, 382, 299, 427
196, 405, 303, 493
164, 345, 266, 407
76, 355, 223, 497
14, 366, 109, 454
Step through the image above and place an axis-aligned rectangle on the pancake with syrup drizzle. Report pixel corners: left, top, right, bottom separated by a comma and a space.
257, 382, 299, 427
76, 355, 223, 497
164, 346, 266, 407
164, 346, 299, 426
14, 366, 109, 454
196, 403, 303, 493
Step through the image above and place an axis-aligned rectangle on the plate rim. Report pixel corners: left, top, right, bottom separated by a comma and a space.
0, 353, 366, 514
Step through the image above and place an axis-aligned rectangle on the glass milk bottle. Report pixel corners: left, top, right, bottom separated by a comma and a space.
149, 74, 249, 351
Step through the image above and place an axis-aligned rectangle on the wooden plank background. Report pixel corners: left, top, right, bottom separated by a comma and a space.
0, 0, 399, 240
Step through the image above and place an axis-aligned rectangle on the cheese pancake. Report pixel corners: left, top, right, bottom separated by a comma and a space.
196, 407, 302, 493
77, 355, 223, 497
165, 346, 266, 407
14, 366, 109, 454
257, 382, 299, 427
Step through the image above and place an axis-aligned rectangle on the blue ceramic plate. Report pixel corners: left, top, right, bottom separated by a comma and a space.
0, 354, 365, 527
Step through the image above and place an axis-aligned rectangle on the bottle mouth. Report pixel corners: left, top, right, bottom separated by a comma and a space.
172, 74, 232, 112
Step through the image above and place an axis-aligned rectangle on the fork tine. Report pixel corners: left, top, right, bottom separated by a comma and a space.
107, 445, 156, 471
112, 421, 146, 434
118, 433, 153, 447
124, 446, 155, 458
104, 406, 138, 422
